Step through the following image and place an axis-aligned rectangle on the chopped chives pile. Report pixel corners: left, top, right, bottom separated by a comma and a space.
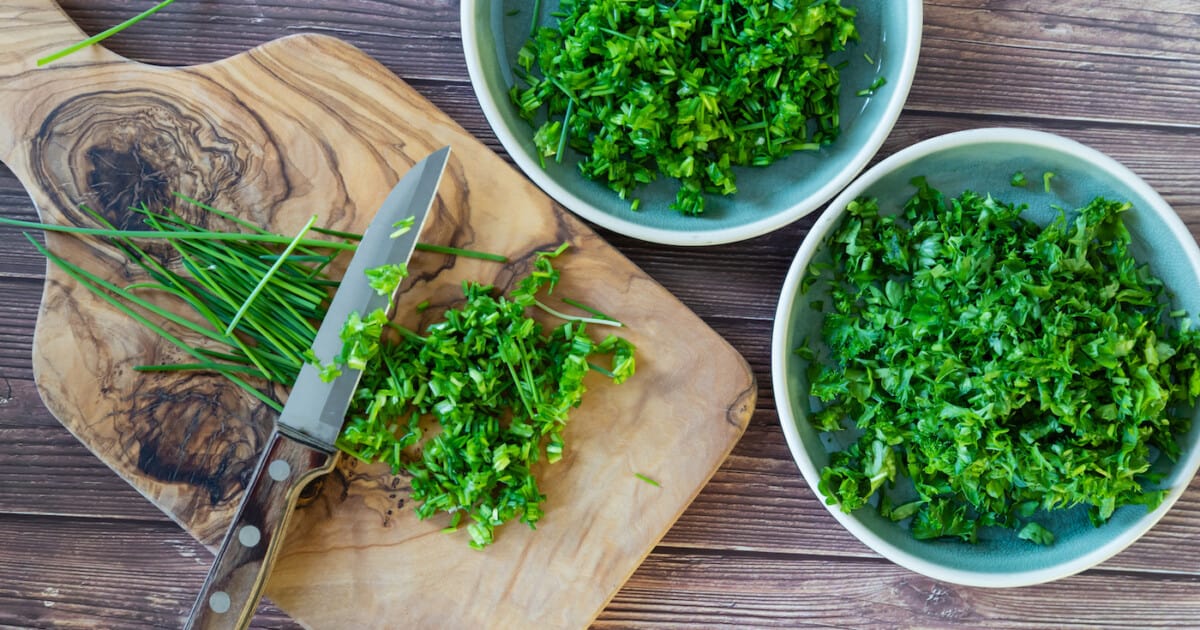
511, 0, 859, 216
334, 245, 637, 548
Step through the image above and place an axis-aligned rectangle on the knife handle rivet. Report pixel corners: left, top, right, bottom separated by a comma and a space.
238, 525, 262, 548
268, 459, 291, 481
209, 591, 231, 614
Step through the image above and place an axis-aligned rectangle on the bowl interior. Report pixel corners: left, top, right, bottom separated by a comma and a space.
466, 0, 919, 244
776, 131, 1200, 584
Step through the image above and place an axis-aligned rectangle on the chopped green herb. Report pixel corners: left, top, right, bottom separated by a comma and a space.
336, 245, 636, 548
415, 243, 509, 263
511, 0, 859, 216
390, 216, 416, 239
339, 309, 390, 372
530, 0, 543, 32
807, 178, 1200, 543
1043, 171, 1056, 193
554, 98, 574, 164
1017, 521, 1056, 546
562, 296, 620, 323
1010, 171, 1028, 187
365, 263, 409, 297
793, 339, 816, 362
635, 473, 661, 487
856, 76, 888, 97
416, 300, 431, 313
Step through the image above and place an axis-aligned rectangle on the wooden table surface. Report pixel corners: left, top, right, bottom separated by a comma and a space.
2, 1, 1199, 628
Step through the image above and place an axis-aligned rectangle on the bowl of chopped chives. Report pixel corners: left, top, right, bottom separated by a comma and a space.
462, 0, 922, 245
773, 127, 1200, 586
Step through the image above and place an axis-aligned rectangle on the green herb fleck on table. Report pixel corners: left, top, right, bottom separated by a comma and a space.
806, 177, 1200, 544
511, 0, 859, 216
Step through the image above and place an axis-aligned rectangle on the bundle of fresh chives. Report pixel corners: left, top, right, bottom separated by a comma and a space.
19, 194, 353, 411
1, 194, 507, 411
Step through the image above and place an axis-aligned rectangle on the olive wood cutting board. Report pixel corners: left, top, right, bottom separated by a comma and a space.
0, 2, 755, 628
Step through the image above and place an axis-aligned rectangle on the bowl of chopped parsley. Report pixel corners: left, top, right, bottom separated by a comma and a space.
462, 0, 922, 245
772, 127, 1200, 586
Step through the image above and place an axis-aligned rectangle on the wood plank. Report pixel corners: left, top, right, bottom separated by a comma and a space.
0, 377, 167, 522
0, 514, 299, 630
914, 1, 1200, 126
0, 191, 43, 281
923, 1, 1200, 61
53, 0, 464, 77
0, 278, 40, 381
600, 551, 1200, 628
908, 38, 1200, 127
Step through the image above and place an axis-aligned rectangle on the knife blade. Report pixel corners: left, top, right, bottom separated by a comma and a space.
185, 145, 451, 630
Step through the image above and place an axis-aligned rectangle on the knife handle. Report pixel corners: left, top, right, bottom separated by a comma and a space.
185, 428, 335, 630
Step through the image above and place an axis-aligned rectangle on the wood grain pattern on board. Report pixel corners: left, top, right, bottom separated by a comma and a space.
0, 1, 754, 628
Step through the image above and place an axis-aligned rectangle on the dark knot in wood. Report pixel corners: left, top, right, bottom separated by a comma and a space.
30, 89, 246, 262
124, 373, 273, 509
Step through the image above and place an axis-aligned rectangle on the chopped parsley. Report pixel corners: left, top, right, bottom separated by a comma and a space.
807, 177, 1200, 544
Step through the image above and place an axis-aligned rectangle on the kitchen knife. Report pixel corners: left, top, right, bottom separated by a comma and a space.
184, 146, 452, 630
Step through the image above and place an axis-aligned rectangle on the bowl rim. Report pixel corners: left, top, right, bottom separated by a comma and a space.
461, 0, 924, 246
771, 126, 1200, 587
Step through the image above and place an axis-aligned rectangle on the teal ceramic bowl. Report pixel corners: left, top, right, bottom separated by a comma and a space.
462, 1, 922, 245
772, 128, 1200, 586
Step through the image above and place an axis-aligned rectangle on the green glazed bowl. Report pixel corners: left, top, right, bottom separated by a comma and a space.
772, 128, 1200, 586
462, 1, 923, 245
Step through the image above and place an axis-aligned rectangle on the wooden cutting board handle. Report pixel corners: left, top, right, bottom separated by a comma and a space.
0, 0, 103, 66
0, 1, 124, 142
